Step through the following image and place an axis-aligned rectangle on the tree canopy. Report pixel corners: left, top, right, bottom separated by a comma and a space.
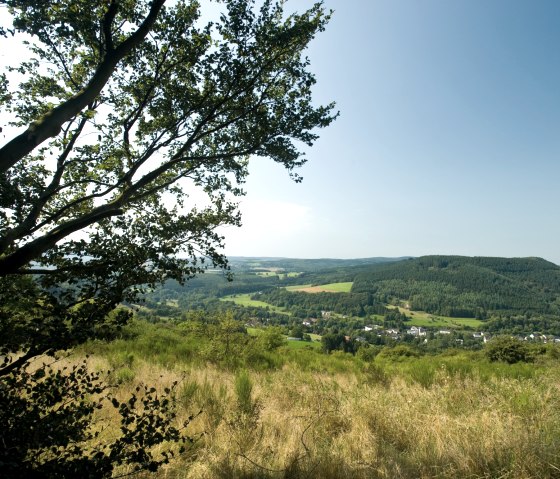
0, 0, 335, 363
0, 0, 335, 475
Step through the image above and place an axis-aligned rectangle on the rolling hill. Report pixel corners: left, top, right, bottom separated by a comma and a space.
352, 256, 560, 318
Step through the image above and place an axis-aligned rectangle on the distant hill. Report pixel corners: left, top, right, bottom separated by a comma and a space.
228, 256, 411, 272
352, 256, 560, 318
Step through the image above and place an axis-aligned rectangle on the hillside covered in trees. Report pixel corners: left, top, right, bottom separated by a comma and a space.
353, 256, 560, 318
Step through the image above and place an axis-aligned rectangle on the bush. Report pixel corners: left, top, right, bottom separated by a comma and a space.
484, 336, 530, 364
357, 344, 380, 362
235, 370, 257, 417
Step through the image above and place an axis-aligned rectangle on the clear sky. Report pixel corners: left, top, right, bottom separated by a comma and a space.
220, 0, 560, 264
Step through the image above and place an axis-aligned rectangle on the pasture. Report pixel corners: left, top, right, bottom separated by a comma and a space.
388, 305, 484, 329
286, 281, 353, 293
220, 293, 290, 315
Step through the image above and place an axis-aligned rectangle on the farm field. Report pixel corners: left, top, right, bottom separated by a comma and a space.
285, 281, 353, 293
388, 305, 484, 329
220, 293, 290, 315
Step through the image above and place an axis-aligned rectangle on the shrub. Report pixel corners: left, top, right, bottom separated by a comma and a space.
485, 336, 530, 364
357, 344, 380, 362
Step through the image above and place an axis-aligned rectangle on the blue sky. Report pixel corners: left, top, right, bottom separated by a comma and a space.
221, 0, 560, 264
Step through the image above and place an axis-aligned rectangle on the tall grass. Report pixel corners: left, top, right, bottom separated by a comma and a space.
75, 321, 560, 478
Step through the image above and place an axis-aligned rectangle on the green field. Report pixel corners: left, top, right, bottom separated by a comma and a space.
285, 284, 312, 291
220, 293, 290, 315
285, 281, 353, 293
247, 327, 321, 349
286, 339, 321, 350
388, 305, 484, 329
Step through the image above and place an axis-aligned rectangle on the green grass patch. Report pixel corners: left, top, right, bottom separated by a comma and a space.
388, 305, 484, 329
286, 339, 321, 350
285, 284, 312, 291
220, 294, 290, 315
321, 282, 353, 292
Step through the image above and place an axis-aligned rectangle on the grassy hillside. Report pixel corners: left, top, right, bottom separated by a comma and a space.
353, 256, 560, 318
74, 319, 560, 479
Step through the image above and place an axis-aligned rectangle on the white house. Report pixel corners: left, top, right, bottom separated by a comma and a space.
407, 326, 426, 337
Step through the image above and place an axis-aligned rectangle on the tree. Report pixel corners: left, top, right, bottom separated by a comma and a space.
0, 0, 336, 357
257, 326, 286, 351
290, 324, 304, 339
484, 336, 530, 364
0, 0, 335, 476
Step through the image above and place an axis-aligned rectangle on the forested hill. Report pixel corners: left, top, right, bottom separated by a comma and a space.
352, 256, 560, 318
228, 256, 411, 272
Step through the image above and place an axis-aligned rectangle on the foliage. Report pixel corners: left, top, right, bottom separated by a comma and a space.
0, 0, 335, 365
0, 0, 334, 475
321, 332, 355, 354
257, 326, 287, 351
484, 336, 531, 364
0, 357, 189, 478
256, 287, 382, 319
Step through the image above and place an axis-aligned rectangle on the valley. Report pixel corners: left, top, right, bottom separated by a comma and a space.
137, 255, 560, 351
62, 254, 560, 478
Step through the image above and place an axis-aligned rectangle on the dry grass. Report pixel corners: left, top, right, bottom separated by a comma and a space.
82, 353, 560, 479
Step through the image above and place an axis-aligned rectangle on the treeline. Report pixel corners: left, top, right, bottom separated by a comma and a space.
254, 288, 387, 318
228, 256, 406, 273
353, 256, 560, 318
482, 315, 560, 336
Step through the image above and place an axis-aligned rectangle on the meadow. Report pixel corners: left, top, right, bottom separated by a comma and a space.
72, 319, 560, 479
387, 305, 484, 329
219, 293, 290, 315
285, 282, 354, 293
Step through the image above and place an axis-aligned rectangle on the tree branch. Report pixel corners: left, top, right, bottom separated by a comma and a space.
0, 204, 124, 275
0, 347, 44, 378
0, 115, 88, 253
0, 0, 167, 174
101, 0, 119, 54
